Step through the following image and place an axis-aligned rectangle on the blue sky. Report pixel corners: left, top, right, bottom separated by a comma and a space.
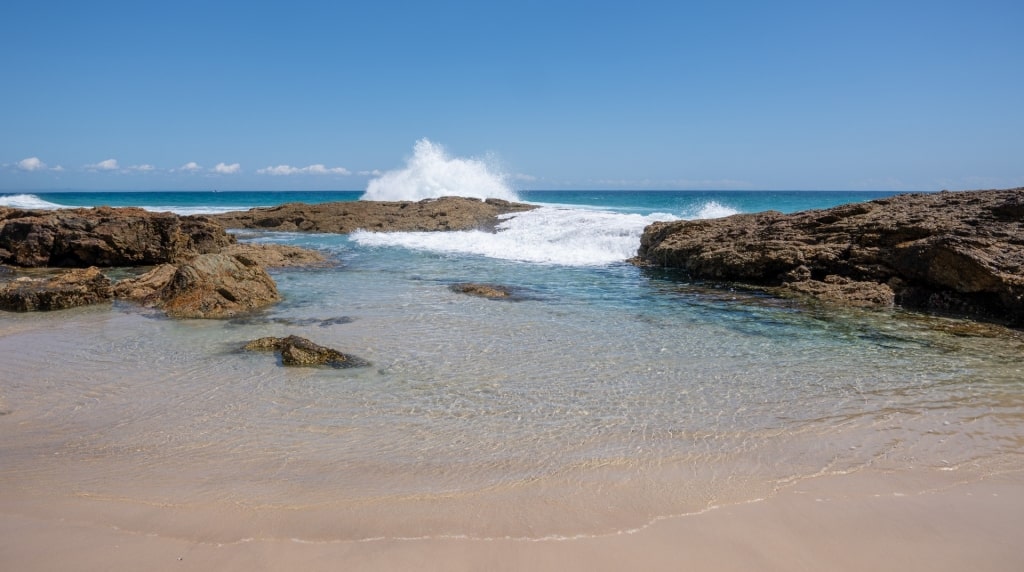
2, 0, 1021, 191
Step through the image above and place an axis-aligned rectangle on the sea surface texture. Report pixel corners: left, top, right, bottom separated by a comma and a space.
2, 185, 1023, 542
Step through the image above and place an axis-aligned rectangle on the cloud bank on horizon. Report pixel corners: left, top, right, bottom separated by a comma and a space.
1, 1, 1022, 192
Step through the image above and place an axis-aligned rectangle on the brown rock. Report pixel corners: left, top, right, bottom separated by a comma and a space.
779, 275, 896, 308
210, 196, 535, 233
112, 264, 177, 301
450, 282, 513, 298
117, 253, 281, 319
633, 189, 1024, 325
0, 206, 233, 268
0, 267, 112, 311
223, 243, 329, 268
243, 335, 370, 368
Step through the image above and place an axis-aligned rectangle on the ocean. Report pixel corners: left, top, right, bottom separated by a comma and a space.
1, 186, 1023, 542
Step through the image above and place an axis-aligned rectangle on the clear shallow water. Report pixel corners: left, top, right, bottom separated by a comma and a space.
2, 188, 1023, 541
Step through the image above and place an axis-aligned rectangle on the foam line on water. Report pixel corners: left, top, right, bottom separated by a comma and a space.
0, 194, 67, 209
352, 207, 679, 266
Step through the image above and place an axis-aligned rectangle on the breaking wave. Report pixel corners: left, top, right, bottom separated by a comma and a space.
361, 139, 519, 202
0, 194, 66, 210
352, 207, 679, 266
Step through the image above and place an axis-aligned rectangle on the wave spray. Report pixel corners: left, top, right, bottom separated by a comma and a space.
361, 139, 519, 202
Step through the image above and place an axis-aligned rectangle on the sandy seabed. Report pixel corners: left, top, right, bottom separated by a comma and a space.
2, 468, 1022, 572
3, 260, 1024, 571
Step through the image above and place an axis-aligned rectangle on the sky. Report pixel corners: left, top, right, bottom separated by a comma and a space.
1, 0, 1022, 192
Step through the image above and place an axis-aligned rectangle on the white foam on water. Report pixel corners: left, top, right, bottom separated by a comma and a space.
139, 205, 253, 216
685, 200, 740, 219
0, 194, 67, 209
361, 139, 519, 202
352, 207, 679, 266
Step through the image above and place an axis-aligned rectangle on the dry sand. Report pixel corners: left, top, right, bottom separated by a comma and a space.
2, 468, 1021, 571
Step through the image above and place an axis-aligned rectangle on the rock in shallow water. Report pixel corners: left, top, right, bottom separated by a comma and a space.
243, 335, 370, 368
0, 206, 232, 267
115, 253, 281, 319
0, 267, 112, 311
632, 188, 1024, 326
449, 282, 513, 298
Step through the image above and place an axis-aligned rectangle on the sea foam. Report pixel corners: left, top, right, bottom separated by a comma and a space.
0, 194, 66, 210
685, 200, 739, 219
361, 139, 519, 202
352, 207, 679, 266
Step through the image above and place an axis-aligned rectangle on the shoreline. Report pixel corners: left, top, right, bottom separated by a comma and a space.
2, 189, 1023, 570
3, 467, 1021, 571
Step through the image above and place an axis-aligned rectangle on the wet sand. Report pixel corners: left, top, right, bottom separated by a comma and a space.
2, 468, 1021, 571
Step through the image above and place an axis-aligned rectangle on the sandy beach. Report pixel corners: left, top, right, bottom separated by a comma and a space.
2, 467, 1022, 571
5, 0, 1024, 566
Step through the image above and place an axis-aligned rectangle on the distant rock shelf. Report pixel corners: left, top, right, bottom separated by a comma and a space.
210, 196, 536, 233
631, 188, 1024, 327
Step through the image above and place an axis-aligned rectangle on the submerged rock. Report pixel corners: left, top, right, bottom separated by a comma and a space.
450, 282, 514, 298
243, 335, 370, 368
210, 196, 535, 233
632, 188, 1024, 326
0, 267, 113, 311
227, 315, 355, 327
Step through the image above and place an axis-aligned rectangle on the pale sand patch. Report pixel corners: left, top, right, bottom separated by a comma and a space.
1, 469, 1021, 572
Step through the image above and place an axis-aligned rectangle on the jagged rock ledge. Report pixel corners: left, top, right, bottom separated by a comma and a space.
0, 206, 231, 268
0, 206, 328, 316
210, 196, 536, 233
631, 188, 1024, 326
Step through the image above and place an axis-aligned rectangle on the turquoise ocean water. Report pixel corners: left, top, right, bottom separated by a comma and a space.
2, 187, 1023, 541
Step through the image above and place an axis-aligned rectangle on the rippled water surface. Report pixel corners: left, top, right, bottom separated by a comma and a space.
3, 233, 1023, 540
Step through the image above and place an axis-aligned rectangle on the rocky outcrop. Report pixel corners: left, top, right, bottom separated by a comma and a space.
116, 253, 281, 318
0, 204, 332, 315
211, 196, 535, 233
243, 335, 370, 368
0, 267, 113, 311
0, 206, 233, 268
633, 189, 1024, 325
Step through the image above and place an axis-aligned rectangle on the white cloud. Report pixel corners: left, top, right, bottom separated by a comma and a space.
257, 163, 351, 176
128, 164, 155, 172
179, 161, 202, 172
511, 173, 537, 182
18, 157, 47, 171
214, 162, 241, 174
51, 165, 65, 172
358, 169, 383, 177
87, 158, 120, 171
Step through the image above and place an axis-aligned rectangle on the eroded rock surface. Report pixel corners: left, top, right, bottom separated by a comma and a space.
117, 253, 281, 319
633, 189, 1024, 325
0, 267, 112, 311
0, 206, 232, 267
223, 243, 330, 268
